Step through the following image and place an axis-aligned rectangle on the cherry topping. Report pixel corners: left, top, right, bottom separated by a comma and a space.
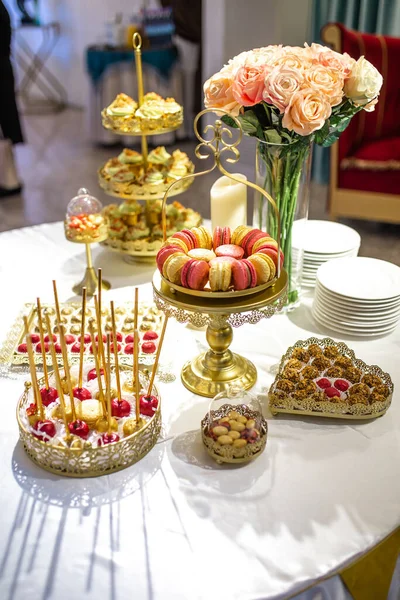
125, 334, 135, 344
68, 419, 89, 439
78, 333, 91, 344
143, 331, 158, 341
44, 334, 57, 343
111, 398, 131, 418
18, 343, 28, 353
139, 394, 159, 417
73, 387, 92, 401
110, 332, 123, 342
40, 386, 59, 406
97, 432, 120, 446
71, 342, 83, 353
64, 334, 75, 345
96, 333, 107, 342
124, 343, 134, 354
87, 367, 104, 382
35, 342, 49, 353
316, 378, 331, 389
110, 342, 122, 353
334, 379, 350, 392
324, 386, 341, 398
55, 343, 63, 354
33, 419, 56, 441
26, 403, 37, 417
142, 341, 156, 354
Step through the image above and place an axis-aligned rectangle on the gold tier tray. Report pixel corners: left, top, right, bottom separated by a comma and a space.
153, 270, 288, 397
268, 337, 393, 420
17, 367, 161, 478
98, 166, 194, 201
101, 109, 183, 137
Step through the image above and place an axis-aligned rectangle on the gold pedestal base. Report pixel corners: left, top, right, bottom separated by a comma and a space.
73, 267, 111, 296
181, 349, 257, 398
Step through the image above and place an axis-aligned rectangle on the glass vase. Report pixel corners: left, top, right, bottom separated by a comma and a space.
253, 139, 312, 309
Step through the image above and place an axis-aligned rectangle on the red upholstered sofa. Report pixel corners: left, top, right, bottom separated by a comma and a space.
321, 23, 400, 223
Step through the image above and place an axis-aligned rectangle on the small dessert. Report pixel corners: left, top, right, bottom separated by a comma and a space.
111, 398, 131, 418
215, 244, 244, 260
292, 348, 310, 363
209, 260, 232, 292
326, 366, 343, 378
181, 259, 210, 290
106, 93, 137, 116
97, 433, 120, 446
142, 342, 156, 354
140, 394, 159, 417
312, 356, 331, 371
307, 343, 323, 357
33, 420, 56, 442
68, 419, 90, 439
73, 387, 92, 401
231, 259, 257, 291
344, 367, 362, 384
361, 373, 382, 388
64, 188, 108, 244
334, 356, 353, 369
282, 367, 301, 383
40, 387, 59, 406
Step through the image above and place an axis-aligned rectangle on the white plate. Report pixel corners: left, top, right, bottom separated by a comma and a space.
303, 250, 358, 263
312, 310, 398, 338
316, 279, 400, 308
312, 305, 399, 334
313, 297, 400, 325
317, 257, 400, 301
314, 292, 400, 319
292, 220, 361, 254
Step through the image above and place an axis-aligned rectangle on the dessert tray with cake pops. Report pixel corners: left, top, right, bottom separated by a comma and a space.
16, 282, 169, 477
0, 275, 163, 370
152, 108, 289, 398
268, 337, 394, 420
98, 33, 200, 263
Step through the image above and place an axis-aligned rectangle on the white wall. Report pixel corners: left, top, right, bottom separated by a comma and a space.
5, 0, 158, 107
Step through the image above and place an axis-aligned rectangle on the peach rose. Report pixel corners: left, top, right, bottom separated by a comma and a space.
282, 88, 332, 136
263, 66, 304, 113
304, 64, 344, 106
318, 50, 355, 78
232, 62, 269, 106
271, 51, 313, 71
203, 71, 241, 115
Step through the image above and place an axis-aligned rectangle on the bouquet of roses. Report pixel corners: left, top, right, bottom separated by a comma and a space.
203, 43, 383, 147
203, 43, 383, 305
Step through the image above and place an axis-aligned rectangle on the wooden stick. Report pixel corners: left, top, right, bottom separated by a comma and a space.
58, 324, 76, 421
78, 287, 87, 389
134, 287, 139, 331
134, 328, 140, 425
106, 334, 112, 434
36, 297, 49, 389
93, 294, 107, 388
88, 320, 106, 414
146, 315, 169, 398
24, 316, 44, 420
110, 301, 122, 400
98, 268, 102, 311
52, 280, 61, 325
45, 314, 69, 435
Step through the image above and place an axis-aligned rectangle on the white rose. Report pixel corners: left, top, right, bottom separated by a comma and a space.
344, 56, 383, 105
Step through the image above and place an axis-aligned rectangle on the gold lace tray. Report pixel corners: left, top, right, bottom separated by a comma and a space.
101, 109, 183, 136
0, 302, 163, 370
17, 368, 161, 477
201, 404, 268, 464
269, 337, 394, 420
98, 164, 194, 201
162, 273, 278, 299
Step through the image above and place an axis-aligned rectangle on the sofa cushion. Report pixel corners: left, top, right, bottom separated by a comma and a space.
341, 137, 400, 171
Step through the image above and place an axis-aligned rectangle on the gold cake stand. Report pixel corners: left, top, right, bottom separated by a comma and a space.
98, 33, 195, 264
152, 108, 287, 397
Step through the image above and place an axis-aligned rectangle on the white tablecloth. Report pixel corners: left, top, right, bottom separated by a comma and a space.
0, 222, 399, 600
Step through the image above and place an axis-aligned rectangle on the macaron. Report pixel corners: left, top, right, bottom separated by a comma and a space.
209, 256, 237, 267
180, 228, 199, 249
247, 253, 272, 284
181, 259, 210, 290
156, 244, 182, 272
231, 225, 252, 246
209, 261, 232, 291
231, 258, 257, 290
213, 226, 231, 249
171, 231, 194, 251
162, 253, 191, 284
257, 246, 284, 270
191, 226, 213, 249
252, 237, 278, 252
240, 229, 266, 256
187, 248, 216, 262
161, 236, 188, 253
215, 244, 244, 259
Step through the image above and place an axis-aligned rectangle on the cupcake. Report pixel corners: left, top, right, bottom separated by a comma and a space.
118, 149, 143, 165
104, 158, 123, 177
106, 93, 137, 117
148, 146, 171, 166
119, 201, 142, 226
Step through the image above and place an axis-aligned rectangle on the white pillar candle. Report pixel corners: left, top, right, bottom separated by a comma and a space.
210, 173, 247, 231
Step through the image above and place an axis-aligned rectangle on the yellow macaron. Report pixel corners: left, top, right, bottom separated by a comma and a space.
161, 236, 189, 253
187, 248, 216, 262
163, 253, 191, 284
209, 261, 232, 291
231, 225, 252, 246
252, 237, 279, 252
248, 253, 273, 284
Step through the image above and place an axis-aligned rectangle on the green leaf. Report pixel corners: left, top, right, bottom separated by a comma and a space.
264, 128, 282, 144
314, 120, 330, 145
221, 115, 238, 128
321, 132, 341, 147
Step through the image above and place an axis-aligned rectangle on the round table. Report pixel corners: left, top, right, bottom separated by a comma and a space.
0, 222, 399, 600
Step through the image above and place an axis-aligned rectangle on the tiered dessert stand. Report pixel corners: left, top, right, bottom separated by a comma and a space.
98, 33, 196, 263
153, 109, 289, 397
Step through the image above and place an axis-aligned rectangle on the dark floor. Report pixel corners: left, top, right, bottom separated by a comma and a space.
2, 108, 399, 266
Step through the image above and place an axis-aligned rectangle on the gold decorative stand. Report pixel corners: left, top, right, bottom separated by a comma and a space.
152, 109, 288, 397
98, 33, 195, 263
72, 243, 111, 296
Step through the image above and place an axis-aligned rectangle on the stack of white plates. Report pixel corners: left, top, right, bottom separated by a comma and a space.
313, 257, 400, 337
292, 220, 361, 287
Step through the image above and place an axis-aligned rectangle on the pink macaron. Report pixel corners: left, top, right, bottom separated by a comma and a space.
213, 226, 231, 249
180, 228, 199, 249
215, 244, 244, 260
171, 231, 195, 251
156, 244, 182, 272
231, 258, 257, 290
209, 256, 237, 267
181, 259, 210, 290
257, 247, 284, 270
241, 229, 267, 256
